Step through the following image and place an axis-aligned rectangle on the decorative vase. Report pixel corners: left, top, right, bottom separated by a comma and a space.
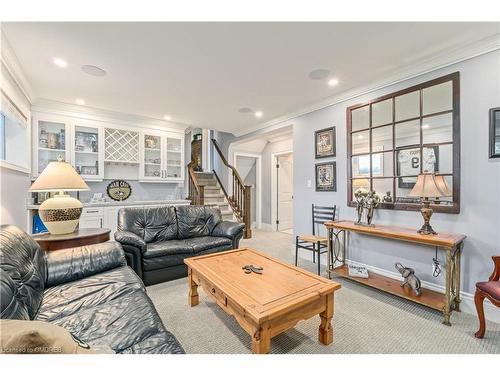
39, 193, 83, 234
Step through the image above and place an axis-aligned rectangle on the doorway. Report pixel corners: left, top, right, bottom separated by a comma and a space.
272, 152, 293, 233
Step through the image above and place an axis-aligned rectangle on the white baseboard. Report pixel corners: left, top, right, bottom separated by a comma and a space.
291, 245, 500, 323
259, 223, 275, 232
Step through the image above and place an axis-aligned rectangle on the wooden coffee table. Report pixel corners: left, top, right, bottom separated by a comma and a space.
184, 248, 341, 354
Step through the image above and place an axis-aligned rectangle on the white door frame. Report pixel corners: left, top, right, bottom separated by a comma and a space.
233, 152, 262, 229
271, 150, 293, 232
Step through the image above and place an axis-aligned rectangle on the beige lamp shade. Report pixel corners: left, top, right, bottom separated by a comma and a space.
407, 173, 443, 198
434, 175, 452, 197
29, 160, 89, 192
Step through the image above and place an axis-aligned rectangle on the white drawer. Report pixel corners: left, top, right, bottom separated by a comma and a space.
81, 207, 104, 216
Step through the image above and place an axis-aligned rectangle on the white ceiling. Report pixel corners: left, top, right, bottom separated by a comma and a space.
2, 22, 499, 134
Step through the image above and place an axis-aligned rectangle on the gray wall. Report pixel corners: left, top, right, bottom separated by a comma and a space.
80, 180, 184, 202
236, 50, 500, 295
291, 50, 500, 295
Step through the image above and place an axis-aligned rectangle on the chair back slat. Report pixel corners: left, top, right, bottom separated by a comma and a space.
311, 204, 336, 236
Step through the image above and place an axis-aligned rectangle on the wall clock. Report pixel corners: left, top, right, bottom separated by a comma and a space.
106, 180, 132, 201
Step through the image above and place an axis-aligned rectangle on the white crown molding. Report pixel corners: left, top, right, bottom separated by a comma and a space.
0, 31, 34, 103
32, 98, 190, 133
234, 33, 500, 137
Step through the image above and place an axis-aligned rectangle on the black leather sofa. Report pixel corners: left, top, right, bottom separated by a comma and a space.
0, 225, 184, 354
115, 205, 245, 286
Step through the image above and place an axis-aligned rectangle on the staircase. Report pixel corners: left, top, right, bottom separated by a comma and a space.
187, 139, 252, 239
193, 171, 235, 221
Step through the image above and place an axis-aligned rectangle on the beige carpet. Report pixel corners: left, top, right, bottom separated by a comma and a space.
147, 230, 500, 354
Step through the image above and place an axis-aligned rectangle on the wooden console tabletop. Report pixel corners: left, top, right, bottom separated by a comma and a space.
324, 220, 465, 249
324, 220, 466, 326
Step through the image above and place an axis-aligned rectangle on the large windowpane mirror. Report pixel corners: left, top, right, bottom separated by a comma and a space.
347, 72, 460, 213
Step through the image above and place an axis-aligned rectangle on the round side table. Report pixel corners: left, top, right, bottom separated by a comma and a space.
32, 228, 111, 251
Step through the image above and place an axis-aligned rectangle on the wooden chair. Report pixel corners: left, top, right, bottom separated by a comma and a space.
474, 256, 500, 338
295, 204, 336, 275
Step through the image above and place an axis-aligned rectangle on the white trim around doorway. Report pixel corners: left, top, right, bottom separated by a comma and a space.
233, 151, 262, 230
271, 150, 293, 232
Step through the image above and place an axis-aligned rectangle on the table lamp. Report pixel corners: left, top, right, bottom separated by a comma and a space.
408, 172, 451, 235
29, 157, 89, 234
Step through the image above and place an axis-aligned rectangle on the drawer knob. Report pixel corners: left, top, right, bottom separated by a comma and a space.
211, 287, 216, 294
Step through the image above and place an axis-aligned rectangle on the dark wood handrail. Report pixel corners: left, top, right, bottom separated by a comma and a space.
211, 138, 252, 238
212, 138, 245, 187
187, 161, 204, 205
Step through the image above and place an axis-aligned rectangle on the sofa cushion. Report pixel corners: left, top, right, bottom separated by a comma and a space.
36, 267, 145, 322
176, 205, 222, 239
0, 225, 46, 320
143, 241, 233, 271
144, 240, 194, 259
118, 206, 178, 243
48, 289, 184, 354
185, 236, 232, 253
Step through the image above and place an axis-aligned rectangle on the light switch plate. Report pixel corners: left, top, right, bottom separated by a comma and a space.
307, 179, 312, 188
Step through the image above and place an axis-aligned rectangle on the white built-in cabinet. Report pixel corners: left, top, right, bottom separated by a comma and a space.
32, 112, 185, 183
140, 131, 184, 182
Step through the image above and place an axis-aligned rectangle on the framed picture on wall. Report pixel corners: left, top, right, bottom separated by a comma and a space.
315, 126, 336, 158
489, 107, 500, 158
396, 146, 439, 188
315, 161, 336, 191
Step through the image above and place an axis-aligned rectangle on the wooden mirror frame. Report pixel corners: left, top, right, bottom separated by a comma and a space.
346, 72, 460, 214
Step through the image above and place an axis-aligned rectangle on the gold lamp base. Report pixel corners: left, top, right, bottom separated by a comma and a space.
417, 199, 437, 235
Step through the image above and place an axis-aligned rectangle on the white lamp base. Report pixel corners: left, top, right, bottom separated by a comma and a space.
39, 194, 83, 235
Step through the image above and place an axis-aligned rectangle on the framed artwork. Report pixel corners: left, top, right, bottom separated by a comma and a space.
315, 127, 336, 158
315, 161, 336, 191
396, 146, 439, 188
489, 107, 500, 158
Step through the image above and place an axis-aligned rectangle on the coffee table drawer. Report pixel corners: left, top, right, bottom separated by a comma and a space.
201, 277, 227, 307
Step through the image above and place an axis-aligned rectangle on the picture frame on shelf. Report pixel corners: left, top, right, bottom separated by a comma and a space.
489, 107, 500, 158
80, 165, 98, 175
315, 161, 336, 191
75, 131, 98, 153
315, 126, 336, 159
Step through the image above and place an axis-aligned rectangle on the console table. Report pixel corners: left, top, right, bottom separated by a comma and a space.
324, 220, 466, 326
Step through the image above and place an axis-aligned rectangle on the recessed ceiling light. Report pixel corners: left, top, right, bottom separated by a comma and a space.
75, 99, 85, 105
357, 134, 364, 140
53, 58, 67, 68
254, 111, 263, 118
422, 124, 430, 129
238, 107, 253, 114
328, 78, 339, 87
163, 115, 171, 121
81, 65, 107, 77
308, 69, 330, 80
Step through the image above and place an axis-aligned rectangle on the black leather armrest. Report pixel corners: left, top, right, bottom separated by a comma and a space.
45, 242, 126, 287
212, 221, 245, 248
114, 230, 146, 253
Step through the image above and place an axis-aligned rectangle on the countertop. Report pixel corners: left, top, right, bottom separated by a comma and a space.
27, 199, 191, 210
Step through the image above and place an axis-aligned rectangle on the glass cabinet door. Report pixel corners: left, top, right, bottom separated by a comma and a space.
166, 137, 182, 179
37, 120, 67, 175
74, 125, 101, 179
143, 133, 163, 179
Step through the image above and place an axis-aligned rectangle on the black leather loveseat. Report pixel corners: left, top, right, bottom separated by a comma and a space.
0, 225, 184, 354
114, 205, 245, 285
